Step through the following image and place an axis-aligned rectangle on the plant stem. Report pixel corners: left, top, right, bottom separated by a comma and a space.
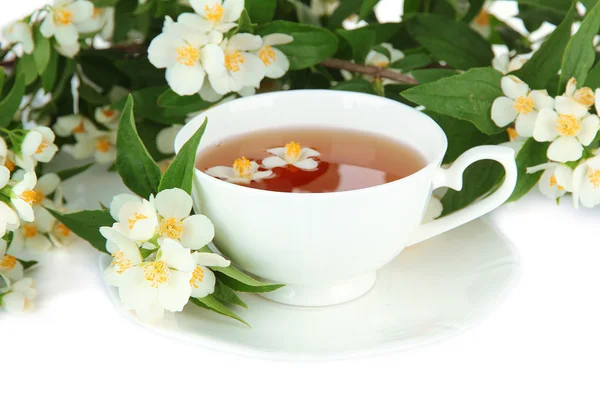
320, 58, 418, 85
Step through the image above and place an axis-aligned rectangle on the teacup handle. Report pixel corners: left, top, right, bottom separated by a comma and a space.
408, 145, 517, 246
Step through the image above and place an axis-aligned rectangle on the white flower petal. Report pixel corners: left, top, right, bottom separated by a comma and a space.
205, 166, 236, 180
263, 33, 294, 46
11, 198, 34, 222
530, 90, 554, 110
252, 170, 274, 180
190, 265, 216, 298
555, 96, 589, 119
178, 12, 214, 32
166, 64, 206, 96
66, 0, 95, 23
199, 80, 224, 102
293, 158, 319, 170
180, 214, 215, 250
110, 194, 140, 221
37, 173, 60, 195
577, 114, 599, 146
222, 0, 244, 22
533, 109, 559, 142
230, 52, 265, 88
157, 270, 191, 312
538, 168, 564, 199
195, 252, 230, 267
160, 239, 195, 272
155, 188, 193, 220
262, 156, 288, 169
148, 32, 179, 68
491, 97, 517, 127
264, 47, 289, 79
554, 164, 574, 192
189, 0, 222, 16
119, 268, 157, 310
228, 33, 262, 51
200, 43, 226, 76
515, 111, 538, 138
208, 72, 240, 95
26, 234, 52, 252
501, 75, 529, 99
547, 136, 583, 163
54, 24, 79, 46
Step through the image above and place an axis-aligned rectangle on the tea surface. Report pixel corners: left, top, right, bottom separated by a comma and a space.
197, 127, 427, 193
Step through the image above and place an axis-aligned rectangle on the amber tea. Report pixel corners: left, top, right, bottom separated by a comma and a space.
197, 127, 427, 193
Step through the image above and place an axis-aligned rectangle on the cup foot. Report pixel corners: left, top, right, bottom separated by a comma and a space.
258, 272, 377, 307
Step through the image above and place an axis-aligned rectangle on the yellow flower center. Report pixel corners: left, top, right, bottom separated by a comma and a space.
225, 51, 245, 72
190, 266, 205, 288
556, 114, 580, 137
176, 44, 200, 67
103, 109, 115, 118
96, 138, 111, 153
73, 121, 86, 134
159, 217, 183, 240
589, 169, 600, 188
474, 9, 490, 26
374, 60, 389, 68
574, 87, 595, 108
20, 190, 38, 205
23, 224, 37, 238
204, 3, 224, 22
259, 45, 277, 66
55, 9, 73, 25
233, 157, 253, 178
0, 255, 17, 270
144, 260, 170, 288
33, 190, 44, 204
55, 223, 71, 237
93, 8, 103, 18
549, 175, 565, 191
285, 141, 301, 160
111, 251, 132, 274
513, 96, 534, 114
128, 212, 148, 229
36, 143, 48, 154
4, 158, 16, 172
507, 127, 518, 141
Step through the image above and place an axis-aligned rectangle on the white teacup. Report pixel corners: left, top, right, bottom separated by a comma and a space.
175, 90, 517, 307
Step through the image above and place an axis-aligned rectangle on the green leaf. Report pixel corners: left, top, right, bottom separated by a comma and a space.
462, 0, 485, 23
114, 58, 166, 89
558, 0, 600, 91
286, 0, 321, 25
515, 6, 575, 89
116, 95, 162, 198
337, 28, 376, 64
46, 209, 115, 253
327, 0, 362, 28
0, 74, 25, 128
332, 78, 376, 94
113, 86, 188, 125
20, 259, 38, 270
585, 61, 600, 88
157, 88, 213, 113
92, 0, 119, 6
16, 54, 38, 85
411, 68, 458, 83
359, 0, 380, 19
79, 83, 109, 106
517, 0, 571, 14
257, 21, 338, 70
55, 163, 94, 181
402, 67, 503, 135
235, 9, 255, 33
390, 52, 433, 71
210, 264, 284, 293
32, 28, 51, 75
406, 13, 494, 70
41, 48, 59, 93
158, 118, 207, 194
507, 139, 550, 202
245, 0, 277, 23
190, 296, 249, 326
0, 68, 4, 95
212, 281, 248, 309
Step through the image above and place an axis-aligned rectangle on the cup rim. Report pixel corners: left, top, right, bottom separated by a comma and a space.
176, 90, 448, 198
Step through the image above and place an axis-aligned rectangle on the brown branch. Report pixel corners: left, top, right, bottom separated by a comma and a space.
320, 58, 418, 85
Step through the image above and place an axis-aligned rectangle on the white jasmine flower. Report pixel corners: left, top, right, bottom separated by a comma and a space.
181, 0, 244, 33
40, 0, 95, 47
310, 0, 339, 16
555, 78, 595, 118
190, 251, 230, 298
254, 34, 293, 79
0, 201, 20, 237
111, 196, 159, 241
11, 170, 60, 232
209, 33, 265, 95
117, 239, 195, 322
100, 227, 143, 286
470, 8, 491, 38
50, 221, 74, 247
20, 127, 59, 168
76, 6, 115, 40
2, 21, 34, 54
0, 278, 37, 313
9, 170, 37, 222
155, 188, 215, 250
491, 75, 555, 137
262, 141, 320, 170
572, 155, 600, 209
533, 106, 599, 163
148, 22, 225, 96
94, 106, 120, 129
0, 240, 23, 283
156, 125, 182, 154
54, 114, 98, 137
206, 156, 273, 184
492, 53, 529, 75
63, 130, 117, 164
12, 222, 53, 252
55, 40, 81, 57
527, 162, 573, 200
366, 43, 404, 68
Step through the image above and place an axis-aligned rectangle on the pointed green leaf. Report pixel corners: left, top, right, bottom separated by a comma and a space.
46, 209, 115, 253
19, 259, 38, 270
585, 61, 600, 88
55, 163, 94, 181
245, 0, 276, 23
0, 73, 25, 128
116, 95, 162, 198
336, 28, 376, 64
211, 265, 285, 293
32, 28, 51, 75
41, 48, 59, 93
212, 281, 248, 309
16, 54, 38, 85
402, 67, 503, 135
558, 0, 600, 91
190, 296, 249, 326
515, 6, 575, 89
0, 68, 5, 94
332, 78, 376, 94
507, 139, 550, 203
158, 118, 206, 194
359, 0, 379, 19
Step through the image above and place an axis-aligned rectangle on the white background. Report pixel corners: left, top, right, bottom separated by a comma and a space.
2, 1, 600, 399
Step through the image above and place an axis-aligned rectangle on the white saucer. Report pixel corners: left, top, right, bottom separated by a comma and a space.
98, 218, 519, 360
